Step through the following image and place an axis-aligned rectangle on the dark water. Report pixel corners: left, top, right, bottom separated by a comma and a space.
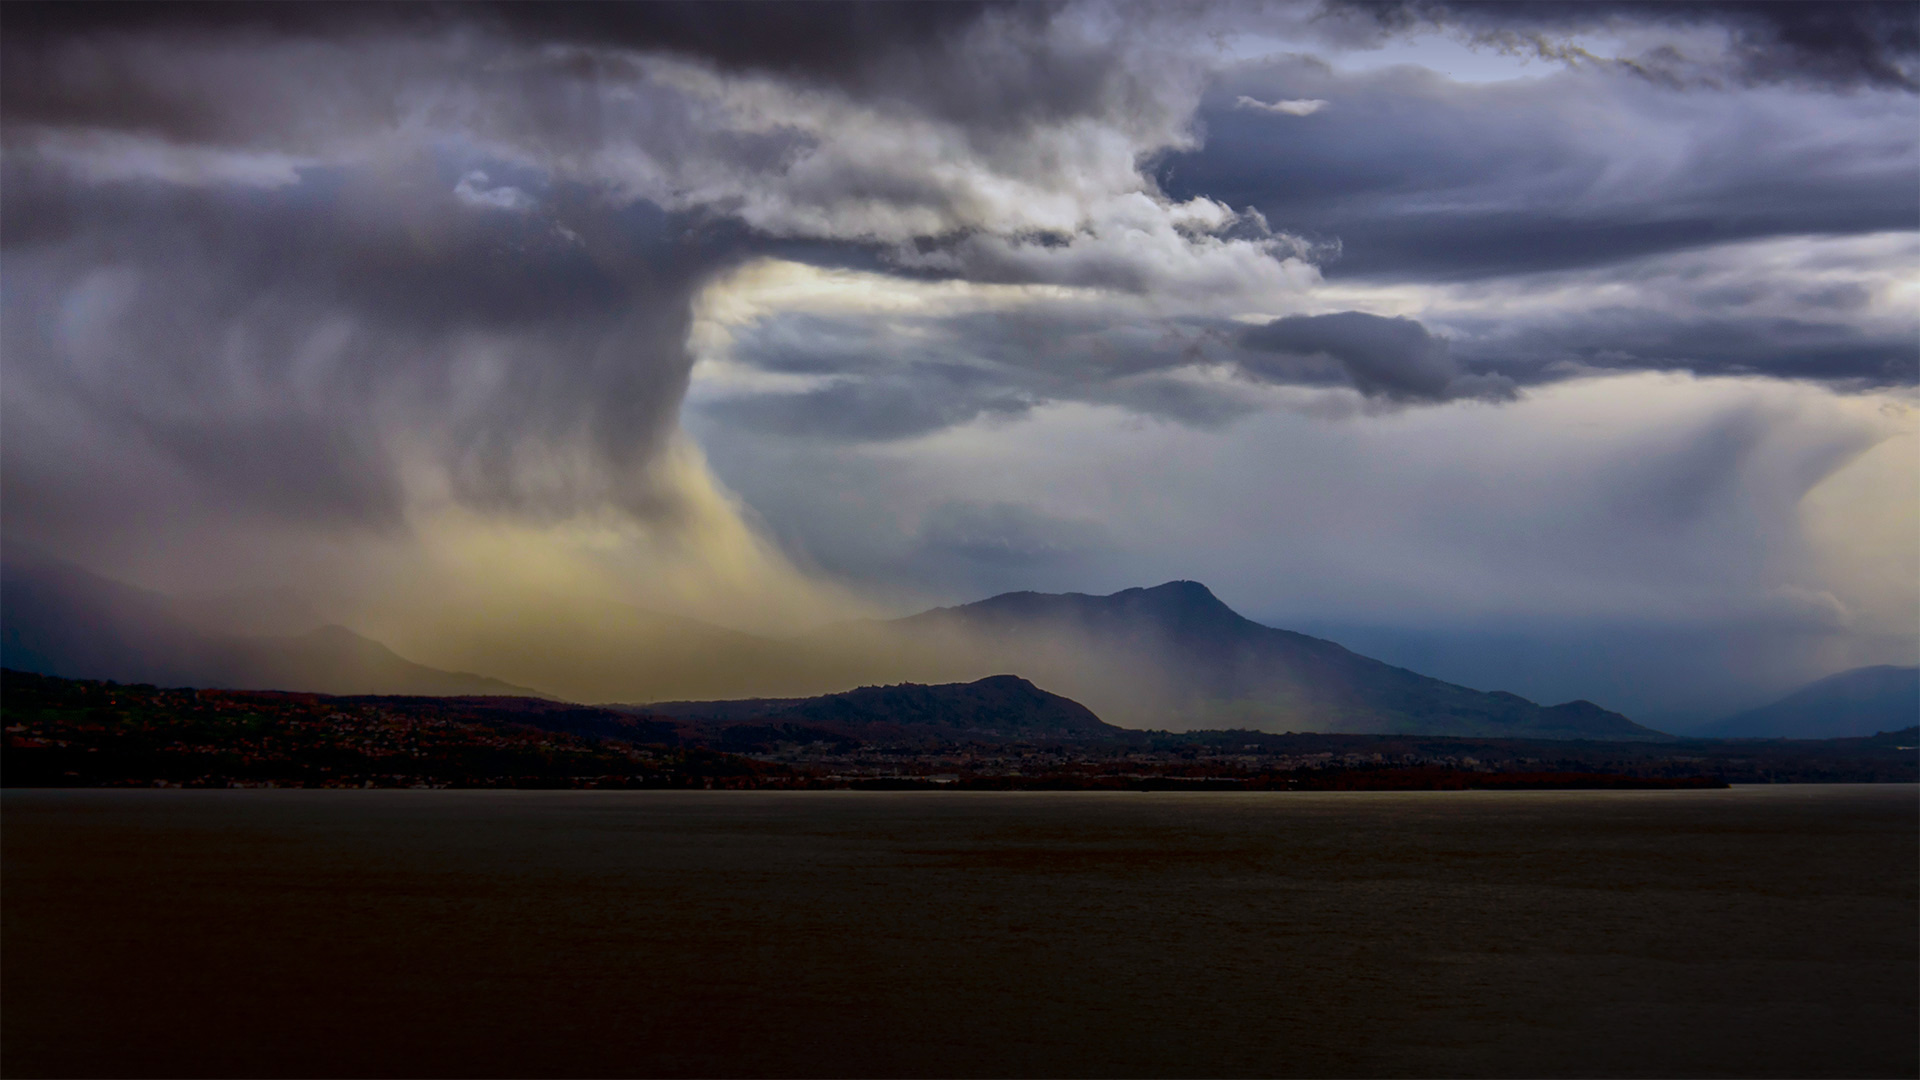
4, 787, 1915, 1078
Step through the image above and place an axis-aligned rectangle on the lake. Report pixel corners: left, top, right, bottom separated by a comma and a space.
4, 786, 1915, 1077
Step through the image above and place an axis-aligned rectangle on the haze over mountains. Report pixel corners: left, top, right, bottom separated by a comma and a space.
828, 582, 1658, 739
0, 548, 532, 699
1698, 665, 1919, 739
1, 549, 1670, 739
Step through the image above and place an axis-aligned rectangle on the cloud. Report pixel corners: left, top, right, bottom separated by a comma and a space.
0, 7, 1214, 473
15, 129, 310, 188
0, 2, 1018, 133
1241, 311, 1517, 402
1, 161, 724, 524
0, 3, 1307, 299
685, 258, 1280, 443
0, 2, 1306, 641
1234, 95, 1330, 115
692, 227, 1912, 446
1358, 232, 1920, 387
1325, 1, 1920, 92
707, 373, 1038, 442
452, 170, 536, 212
1163, 54, 1919, 281
1463, 311, 1920, 386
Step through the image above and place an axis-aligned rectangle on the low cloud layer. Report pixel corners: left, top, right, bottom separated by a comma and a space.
1242, 311, 1516, 402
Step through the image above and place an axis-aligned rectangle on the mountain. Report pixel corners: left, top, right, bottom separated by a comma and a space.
1699, 665, 1919, 739
1, 548, 1662, 739
645, 674, 1126, 746
842, 581, 1664, 739
0, 548, 535, 698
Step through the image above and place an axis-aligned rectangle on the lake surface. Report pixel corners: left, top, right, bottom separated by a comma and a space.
4, 787, 1915, 1078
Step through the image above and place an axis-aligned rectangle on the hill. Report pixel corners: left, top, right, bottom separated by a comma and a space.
1700, 665, 1919, 739
645, 675, 1126, 748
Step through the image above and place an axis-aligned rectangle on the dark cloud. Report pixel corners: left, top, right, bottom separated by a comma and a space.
0, 2, 1012, 86
0, 0, 1227, 279
1328, 1, 1920, 92
0, 155, 738, 539
701, 301, 1529, 448
697, 291, 1351, 443
491, 2, 1008, 71
1279, 205, 1908, 283
1712, 1, 1920, 91
1456, 311, 1920, 386
0, 1, 1145, 166
0, 0, 1231, 563
708, 247, 1907, 450
489, 1, 1158, 136
1242, 311, 1515, 402
1159, 57, 1918, 281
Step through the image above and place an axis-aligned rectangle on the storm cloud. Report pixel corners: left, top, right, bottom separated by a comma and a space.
0, 2, 1252, 551
1241, 311, 1515, 402
2, 161, 728, 534
1, 0, 1913, 721
1331, 1, 1920, 92
1161, 54, 1918, 282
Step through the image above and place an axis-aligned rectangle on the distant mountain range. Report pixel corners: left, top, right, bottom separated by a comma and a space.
1698, 665, 1918, 739
842, 582, 1663, 739
2, 548, 1664, 739
0, 547, 534, 698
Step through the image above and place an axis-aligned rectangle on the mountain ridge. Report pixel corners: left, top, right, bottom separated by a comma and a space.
2, 547, 1662, 739
645, 674, 1125, 745
1699, 664, 1918, 739
879, 580, 1663, 739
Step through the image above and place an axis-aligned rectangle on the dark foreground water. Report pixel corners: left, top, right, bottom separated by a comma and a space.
4, 787, 1915, 1079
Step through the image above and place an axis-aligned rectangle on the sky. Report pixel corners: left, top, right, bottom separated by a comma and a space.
2, 0, 1915, 727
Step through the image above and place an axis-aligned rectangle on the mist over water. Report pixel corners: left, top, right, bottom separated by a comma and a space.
5, 787, 1915, 1078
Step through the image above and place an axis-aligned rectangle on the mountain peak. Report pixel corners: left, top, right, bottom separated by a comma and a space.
646, 674, 1123, 742
1109, 580, 1258, 633
1136, 580, 1223, 603
1135, 580, 1239, 614
924, 581, 1272, 644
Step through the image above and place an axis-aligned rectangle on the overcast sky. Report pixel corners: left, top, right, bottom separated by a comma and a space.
3, 0, 1915, 725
